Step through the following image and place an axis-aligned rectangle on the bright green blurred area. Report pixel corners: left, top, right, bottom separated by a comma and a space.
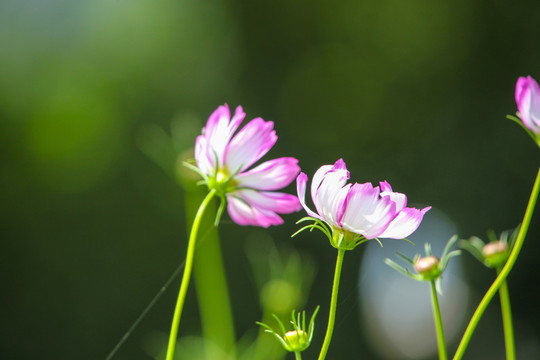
1, 1, 539, 359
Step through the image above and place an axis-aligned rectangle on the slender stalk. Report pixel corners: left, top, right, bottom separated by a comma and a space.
294, 351, 302, 360
188, 189, 236, 357
497, 267, 515, 360
318, 248, 346, 360
453, 166, 540, 360
166, 190, 217, 360
430, 280, 448, 360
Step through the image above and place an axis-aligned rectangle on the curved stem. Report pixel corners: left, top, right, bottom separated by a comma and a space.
188, 189, 236, 356
453, 166, 540, 360
294, 351, 302, 360
318, 248, 346, 360
430, 280, 448, 360
166, 190, 217, 360
497, 268, 515, 360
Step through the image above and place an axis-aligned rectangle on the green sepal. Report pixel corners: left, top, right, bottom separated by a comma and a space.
292, 217, 332, 242
441, 250, 461, 273
435, 277, 443, 295
424, 242, 433, 257
440, 235, 458, 262
182, 160, 208, 182
458, 237, 485, 263
256, 306, 320, 353
507, 114, 540, 147
384, 258, 423, 281
386, 235, 460, 285
395, 251, 415, 265
214, 195, 227, 226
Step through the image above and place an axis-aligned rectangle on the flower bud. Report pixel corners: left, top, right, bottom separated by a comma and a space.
284, 329, 310, 352
256, 306, 319, 354
482, 241, 508, 268
515, 76, 540, 138
414, 256, 441, 280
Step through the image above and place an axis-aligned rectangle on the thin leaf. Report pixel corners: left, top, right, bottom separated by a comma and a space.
508, 224, 521, 248
458, 239, 484, 263
507, 114, 539, 144
296, 216, 320, 224
182, 161, 207, 182
395, 251, 415, 265
385, 258, 413, 277
291, 224, 320, 238
270, 332, 289, 351
486, 229, 498, 243
372, 237, 383, 248
256, 321, 275, 333
400, 237, 416, 246
435, 277, 443, 295
214, 196, 226, 226
308, 306, 320, 341
468, 236, 486, 249
354, 236, 370, 248
424, 242, 433, 256
272, 314, 287, 335
441, 250, 461, 272
441, 235, 458, 261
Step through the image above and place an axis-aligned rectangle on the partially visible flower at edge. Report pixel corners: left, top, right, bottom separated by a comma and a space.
295, 159, 430, 249
192, 104, 302, 228
511, 75, 540, 147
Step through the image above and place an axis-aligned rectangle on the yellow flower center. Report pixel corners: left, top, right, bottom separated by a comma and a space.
208, 168, 238, 196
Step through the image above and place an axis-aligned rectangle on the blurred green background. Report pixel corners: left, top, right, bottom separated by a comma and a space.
1, 0, 539, 359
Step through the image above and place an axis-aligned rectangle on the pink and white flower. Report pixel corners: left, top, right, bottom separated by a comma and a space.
296, 159, 430, 248
515, 75, 540, 136
195, 104, 301, 227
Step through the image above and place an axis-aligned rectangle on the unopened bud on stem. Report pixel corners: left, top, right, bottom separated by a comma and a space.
482, 241, 508, 268
414, 256, 441, 280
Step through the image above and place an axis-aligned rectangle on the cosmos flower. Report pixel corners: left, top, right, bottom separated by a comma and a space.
296, 159, 430, 249
515, 75, 540, 136
194, 104, 301, 227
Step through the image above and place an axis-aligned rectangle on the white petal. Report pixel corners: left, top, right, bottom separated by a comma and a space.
234, 189, 301, 214
224, 118, 276, 173
194, 135, 214, 175
378, 207, 431, 239
236, 157, 300, 190
341, 183, 403, 238
203, 105, 245, 166
296, 173, 321, 219
312, 160, 349, 222
226, 195, 284, 228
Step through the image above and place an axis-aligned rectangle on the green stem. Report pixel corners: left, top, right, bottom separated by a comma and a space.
188, 190, 236, 357
318, 248, 346, 360
166, 190, 217, 360
430, 280, 448, 360
497, 267, 515, 360
453, 166, 540, 360
294, 351, 302, 360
